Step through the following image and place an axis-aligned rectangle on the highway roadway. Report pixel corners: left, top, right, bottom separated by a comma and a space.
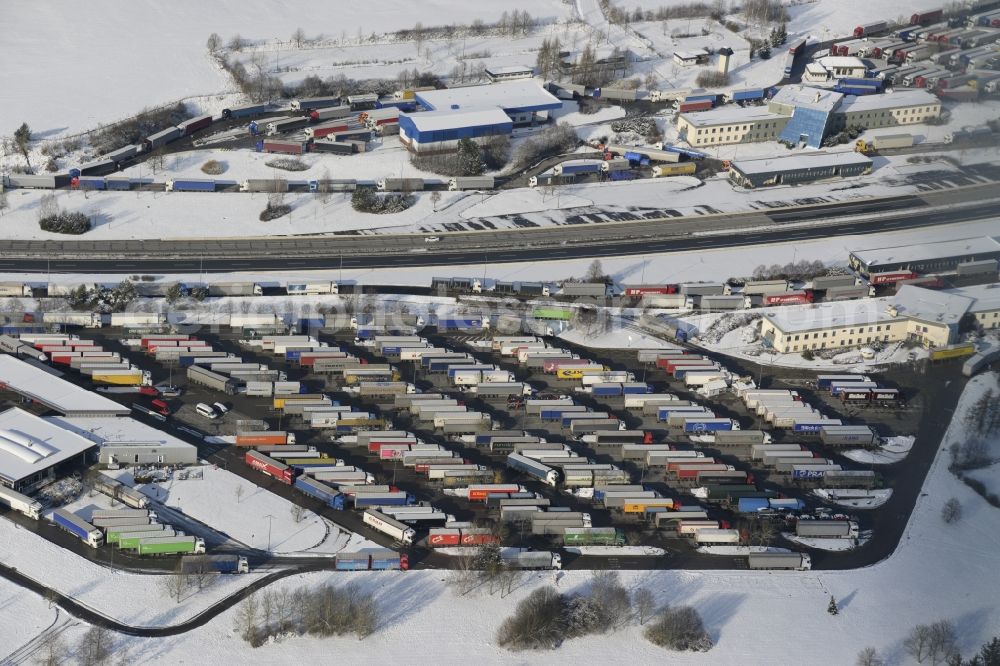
0, 185, 995, 274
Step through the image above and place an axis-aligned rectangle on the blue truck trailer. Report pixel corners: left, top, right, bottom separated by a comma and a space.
294, 476, 346, 509
52, 508, 104, 548
506, 453, 560, 487
166, 179, 216, 192
683, 418, 736, 432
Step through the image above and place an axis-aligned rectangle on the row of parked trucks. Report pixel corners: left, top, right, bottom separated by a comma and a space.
16, 333, 151, 386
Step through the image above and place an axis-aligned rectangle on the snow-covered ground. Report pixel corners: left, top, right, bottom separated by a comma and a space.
0, 0, 567, 137
5, 216, 999, 296
564, 546, 666, 556
2, 147, 995, 241
4, 373, 1000, 663
842, 435, 916, 465
105, 467, 376, 554
0, 516, 263, 626
0, 576, 61, 663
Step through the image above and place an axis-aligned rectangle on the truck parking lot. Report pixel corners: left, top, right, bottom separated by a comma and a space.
0, 318, 967, 571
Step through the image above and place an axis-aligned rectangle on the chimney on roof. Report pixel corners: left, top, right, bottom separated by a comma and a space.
814, 92, 821, 103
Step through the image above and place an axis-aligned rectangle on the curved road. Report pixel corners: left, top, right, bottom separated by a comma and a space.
0, 186, 996, 274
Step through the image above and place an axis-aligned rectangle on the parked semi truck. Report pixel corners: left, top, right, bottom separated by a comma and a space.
136, 536, 206, 556
92, 477, 149, 509
181, 554, 250, 574
52, 509, 103, 548
506, 453, 559, 487
0, 486, 42, 520
334, 549, 408, 571
502, 550, 562, 570
363, 509, 416, 544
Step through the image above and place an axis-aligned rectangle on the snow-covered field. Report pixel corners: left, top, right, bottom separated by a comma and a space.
51, 373, 998, 662
0, 517, 263, 626
106, 467, 376, 554
0, 0, 567, 137
2, 146, 995, 241
6, 216, 999, 296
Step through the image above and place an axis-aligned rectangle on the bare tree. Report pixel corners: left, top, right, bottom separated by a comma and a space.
235, 484, 244, 504
187, 557, 216, 591
633, 587, 656, 625
429, 190, 442, 212
927, 620, 959, 665
584, 259, 605, 283
941, 498, 962, 524
856, 646, 884, 666
273, 588, 294, 633
495, 586, 565, 650
159, 568, 188, 604
234, 592, 261, 645
448, 553, 480, 596
413, 22, 425, 56
228, 34, 246, 51
78, 627, 114, 666
34, 631, 67, 666
290, 503, 305, 523
292, 28, 306, 48
906, 624, 935, 663
206, 33, 222, 53
260, 589, 276, 633
0, 186, 8, 216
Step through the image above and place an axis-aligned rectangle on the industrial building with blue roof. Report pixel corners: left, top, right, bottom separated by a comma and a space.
399, 80, 561, 153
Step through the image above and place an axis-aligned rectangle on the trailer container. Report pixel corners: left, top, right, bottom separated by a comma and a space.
363, 509, 415, 543
52, 509, 103, 548
294, 476, 345, 509
137, 536, 206, 556
748, 552, 811, 570
245, 450, 296, 484
165, 179, 216, 193
502, 551, 562, 570
0, 487, 42, 520
796, 520, 858, 538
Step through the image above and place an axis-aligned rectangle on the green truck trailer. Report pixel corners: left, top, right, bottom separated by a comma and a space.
117, 529, 177, 549
107, 524, 168, 544
136, 536, 205, 555
562, 527, 624, 546
532, 308, 574, 321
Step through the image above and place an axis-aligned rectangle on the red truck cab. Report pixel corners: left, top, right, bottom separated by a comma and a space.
151, 399, 170, 416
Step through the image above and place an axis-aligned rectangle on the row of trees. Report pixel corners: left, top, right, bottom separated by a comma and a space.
66, 280, 137, 313
234, 583, 378, 647
494, 572, 711, 653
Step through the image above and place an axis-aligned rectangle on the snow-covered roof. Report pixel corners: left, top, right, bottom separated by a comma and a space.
763, 298, 899, 333
403, 107, 512, 131
0, 356, 130, 417
770, 84, 843, 112
851, 236, 1000, 268
485, 65, 533, 76
49, 416, 198, 452
730, 151, 871, 175
680, 105, 787, 127
415, 80, 561, 113
674, 49, 709, 60
817, 56, 867, 70
946, 283, 1000, 315
805, 63, 828, 74
0, 408, 97, 484
838, 89, 940, 113
894, 285, 971, 326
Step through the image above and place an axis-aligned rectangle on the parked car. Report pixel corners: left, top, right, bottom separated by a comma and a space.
213, 402, 230, 415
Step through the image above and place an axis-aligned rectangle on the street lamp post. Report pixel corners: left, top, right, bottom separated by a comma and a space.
264, 514, 275, 552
